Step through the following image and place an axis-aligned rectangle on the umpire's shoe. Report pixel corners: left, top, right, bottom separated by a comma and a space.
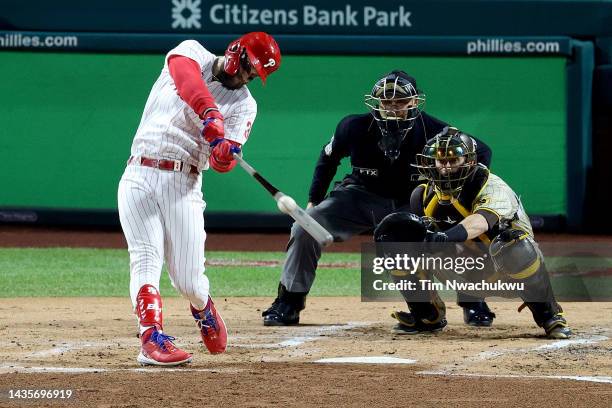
262, 283, 307, 326
391, 311, 447, 335
460, 301, 496, 327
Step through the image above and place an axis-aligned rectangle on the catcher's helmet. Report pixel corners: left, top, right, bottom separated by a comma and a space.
224, 32, 281, 84
413, 127, 478, 202
365, 70, 426, 162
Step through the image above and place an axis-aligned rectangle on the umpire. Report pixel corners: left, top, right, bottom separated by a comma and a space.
262, 70, 494, 326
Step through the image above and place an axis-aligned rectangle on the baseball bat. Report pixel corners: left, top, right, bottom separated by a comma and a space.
233, 153, 334, 247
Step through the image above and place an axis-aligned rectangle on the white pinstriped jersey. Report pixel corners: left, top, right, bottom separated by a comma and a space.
130, 40, 257, 171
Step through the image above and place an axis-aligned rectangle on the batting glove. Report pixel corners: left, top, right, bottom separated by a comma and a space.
210, 139, 242, 173
202, 109, 225, 143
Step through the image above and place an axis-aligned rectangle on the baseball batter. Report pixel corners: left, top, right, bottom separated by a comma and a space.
118, 32, 281, 366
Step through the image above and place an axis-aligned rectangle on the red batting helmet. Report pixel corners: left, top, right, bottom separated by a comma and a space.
224, 32, 281, 84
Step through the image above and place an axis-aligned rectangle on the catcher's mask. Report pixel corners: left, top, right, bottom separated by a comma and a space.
413, 127, 478, 204
365, 70, 425, 162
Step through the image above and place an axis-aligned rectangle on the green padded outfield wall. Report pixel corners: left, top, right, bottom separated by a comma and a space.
0, 52, 566, 215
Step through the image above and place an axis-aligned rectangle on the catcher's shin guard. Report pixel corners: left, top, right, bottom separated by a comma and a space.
517, 268, 572, 338
388, 265, 447, 334
511, 258, 572, 338
391, 308, 447, 335
518, 302, 572, 339
391, 290, 447, 335
262, 283, 307, 326
491, 231, 572, 338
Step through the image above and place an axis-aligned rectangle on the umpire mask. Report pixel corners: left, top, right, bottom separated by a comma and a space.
365, 70, 425, 162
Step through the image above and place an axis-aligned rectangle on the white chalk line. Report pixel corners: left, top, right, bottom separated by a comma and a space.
231, 322, 371, 349
316, 356, 417, 364
0, 364, 243, 374
468, 333, 610, 363
28, 342, 117, 357
232, 337, 320, 349
23, 322, 370, 357
1, 340, 128, 361
533, 335, 608, 350
420, 329, 611, 384
418, 371, 612, 384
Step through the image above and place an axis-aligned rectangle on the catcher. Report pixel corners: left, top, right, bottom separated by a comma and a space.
373, 127, 572, 339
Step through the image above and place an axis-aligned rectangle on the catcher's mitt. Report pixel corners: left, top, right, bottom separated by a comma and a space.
374, 212, 428, 242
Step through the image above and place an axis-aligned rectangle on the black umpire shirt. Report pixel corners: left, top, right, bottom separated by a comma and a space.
308, 112, 493, 205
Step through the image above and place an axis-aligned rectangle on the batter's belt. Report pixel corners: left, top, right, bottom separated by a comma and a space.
128, 156, 199, 175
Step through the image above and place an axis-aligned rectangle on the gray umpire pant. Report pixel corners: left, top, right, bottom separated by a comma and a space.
281, 183, 410, 293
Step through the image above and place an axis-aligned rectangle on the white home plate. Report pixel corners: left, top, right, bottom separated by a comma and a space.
315, 356, 417, 364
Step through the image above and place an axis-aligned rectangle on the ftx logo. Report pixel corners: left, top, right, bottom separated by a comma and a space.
172, 0, 202, 29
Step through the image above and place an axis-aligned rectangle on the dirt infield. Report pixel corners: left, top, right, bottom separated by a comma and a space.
0, 298, 612, 407
1, 298, 611, 407
1, 227, 611, 406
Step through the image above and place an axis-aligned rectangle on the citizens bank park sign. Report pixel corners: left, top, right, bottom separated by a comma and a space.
2, 0, 607, 37
171, 1, 412, 30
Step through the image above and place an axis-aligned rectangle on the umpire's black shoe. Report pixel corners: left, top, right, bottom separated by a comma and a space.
262, 300, 301, 326
262, 283, 307, 326
460, 301, 496, 327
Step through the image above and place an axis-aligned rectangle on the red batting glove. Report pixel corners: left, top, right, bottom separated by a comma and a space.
209, 139, 242, 173
202, 109, 225, 143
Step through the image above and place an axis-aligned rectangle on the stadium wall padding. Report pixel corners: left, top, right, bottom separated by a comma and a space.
0, 52, 567, 216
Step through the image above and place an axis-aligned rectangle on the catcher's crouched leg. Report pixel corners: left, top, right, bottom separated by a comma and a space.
390, 269, 447, 335
373, 212, 447, 334
490, 229, 572, 339
391, 293, 447, 335
518, 302, 571, 339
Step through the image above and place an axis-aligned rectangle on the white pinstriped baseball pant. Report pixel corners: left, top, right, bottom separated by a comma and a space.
118, 164, 209, 311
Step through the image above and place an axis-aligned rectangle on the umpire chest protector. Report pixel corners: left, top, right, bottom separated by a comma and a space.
349, 117, 423, 179
335, 113, 438, 202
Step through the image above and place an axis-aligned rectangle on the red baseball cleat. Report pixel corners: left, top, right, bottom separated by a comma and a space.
137, 328, 192, 366
191, 297, 227, 354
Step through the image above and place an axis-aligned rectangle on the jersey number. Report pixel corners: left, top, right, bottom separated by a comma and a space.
244, 121, 252, 139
